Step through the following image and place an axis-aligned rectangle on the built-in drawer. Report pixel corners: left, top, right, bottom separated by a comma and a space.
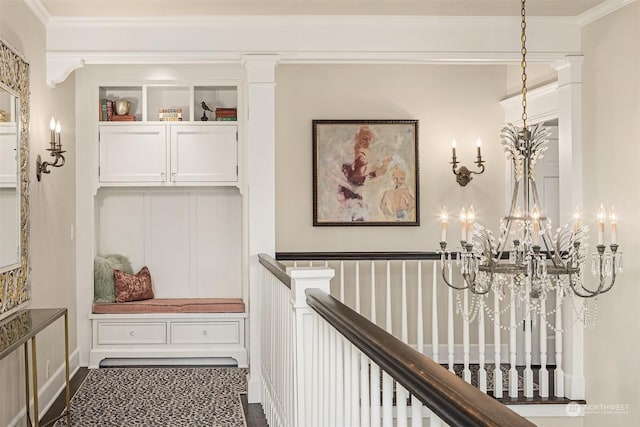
97, 322, 167, 345
170, 321, 240, 345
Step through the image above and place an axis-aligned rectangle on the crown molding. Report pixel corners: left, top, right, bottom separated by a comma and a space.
27, 0, 636, 30
578, 0, 637, 26
23, 0, 50, 26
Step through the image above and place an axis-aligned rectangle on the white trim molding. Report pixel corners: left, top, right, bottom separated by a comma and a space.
43, 15, 582, 86
578, 0, 637, 26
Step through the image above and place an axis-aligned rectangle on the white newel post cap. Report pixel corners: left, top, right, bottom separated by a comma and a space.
287, 266, 335, 307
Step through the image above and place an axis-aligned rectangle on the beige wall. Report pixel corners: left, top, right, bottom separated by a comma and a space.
0, 1, 76, 425
582, 3, 639, 427
275, 64, 509, 252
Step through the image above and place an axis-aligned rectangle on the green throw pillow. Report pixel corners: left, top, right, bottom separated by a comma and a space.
94, 254, 134, 303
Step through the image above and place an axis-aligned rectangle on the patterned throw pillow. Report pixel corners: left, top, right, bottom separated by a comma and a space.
114, 266, 155, 303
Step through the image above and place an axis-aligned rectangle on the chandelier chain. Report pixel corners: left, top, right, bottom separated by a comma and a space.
521, 0, 528, 128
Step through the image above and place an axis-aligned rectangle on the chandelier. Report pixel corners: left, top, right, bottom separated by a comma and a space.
438, 0, 621, 324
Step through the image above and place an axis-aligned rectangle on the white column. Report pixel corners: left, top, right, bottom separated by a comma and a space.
245, 54, 280, 402
554, 56, 585, 400
288, 266, 335, 427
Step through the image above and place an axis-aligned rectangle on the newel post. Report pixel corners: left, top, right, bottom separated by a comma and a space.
288, 266, 334, 427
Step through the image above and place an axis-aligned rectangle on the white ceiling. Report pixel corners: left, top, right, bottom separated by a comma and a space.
39, 0, 609, 17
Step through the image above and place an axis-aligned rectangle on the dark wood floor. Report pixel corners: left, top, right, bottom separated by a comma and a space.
41, 367, 269, 427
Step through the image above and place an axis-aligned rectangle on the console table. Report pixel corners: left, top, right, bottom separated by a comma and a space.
0, 308, 70, 426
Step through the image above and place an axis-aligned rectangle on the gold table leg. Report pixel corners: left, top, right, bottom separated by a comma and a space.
31, 337, 39, 427
24, 342, 31, 426
64, 311, 71, 425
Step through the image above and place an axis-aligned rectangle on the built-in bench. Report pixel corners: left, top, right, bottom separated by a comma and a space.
89, 298, 247, 368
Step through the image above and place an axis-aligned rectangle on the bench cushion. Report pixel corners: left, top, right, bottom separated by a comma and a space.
92, 298, 245, 314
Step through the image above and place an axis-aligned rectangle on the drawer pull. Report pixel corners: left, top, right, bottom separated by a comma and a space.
202, 330, 208, 336
129, 330, 135, 336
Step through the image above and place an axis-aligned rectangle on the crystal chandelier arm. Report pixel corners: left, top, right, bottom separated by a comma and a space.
569, 271, 617, 298
440, 253, 471, 291
440, 250, 491, 295
569, 245, 619, 297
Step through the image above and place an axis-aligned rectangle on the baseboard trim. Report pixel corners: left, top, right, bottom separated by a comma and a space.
9, 348, 80, 427
247, 371, 263, 403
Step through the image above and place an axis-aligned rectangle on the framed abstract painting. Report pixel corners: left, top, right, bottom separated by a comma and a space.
313, 119, 419, 226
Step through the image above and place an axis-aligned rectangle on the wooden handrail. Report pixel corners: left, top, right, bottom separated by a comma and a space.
258, 254, 291, 289
277, 251, 444, 261
276, 251, 563, 261
306, 288, 536, 427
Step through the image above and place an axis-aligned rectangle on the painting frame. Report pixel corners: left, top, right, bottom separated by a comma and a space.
313, 119, 419, 226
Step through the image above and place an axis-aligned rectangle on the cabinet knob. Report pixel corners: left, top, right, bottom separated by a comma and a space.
129, 330, 135, 336
202, 330, 208, 336
160, 172, 166, 179
172, 172, 177, 177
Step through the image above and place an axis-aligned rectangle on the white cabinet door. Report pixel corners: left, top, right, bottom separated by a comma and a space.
99, 125, 167, 183
170, 125, 237, 183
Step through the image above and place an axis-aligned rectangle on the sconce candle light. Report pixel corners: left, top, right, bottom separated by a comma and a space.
450, 138, 485, 186
36, 116, 66, 181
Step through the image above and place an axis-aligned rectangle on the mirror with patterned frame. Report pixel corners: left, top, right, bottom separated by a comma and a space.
0, 38, 30, 316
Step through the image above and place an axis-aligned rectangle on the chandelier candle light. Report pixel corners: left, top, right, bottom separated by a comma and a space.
438, 0, 621, 326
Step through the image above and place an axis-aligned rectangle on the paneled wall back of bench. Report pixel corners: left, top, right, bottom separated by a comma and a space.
96, 188, 242, 298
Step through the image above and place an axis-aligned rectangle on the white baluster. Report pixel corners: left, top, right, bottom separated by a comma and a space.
448, 254, 455, 374
382, 371, 393, 427
312, 315, 320, 427
370, 262, 381, 427
509, 284, 518, 398
361, 354, 370, 426
401, 261, 408, 343
478, 300, 487, 393
396, 261, 408, 426
336, 330, 344, 424
371, 362, 381, 427
356, 261, 361, 313
386, 261, 392, 335
329, 328, 337, 425
463, 289, 471, 383
524, 286, 534, 398
383, 261, 393, 427
344, 338, 352, 425
319, 319, 325, 427
412, 261, 425, 426
539, 297, 549, 397
431, 260, 438, 363
352, 342, 360, 426
371, 261, 377, 325
554, 283, 565, 398
340, 260, 345, 303
493, 289, 503, 398
322, 321, 335, 425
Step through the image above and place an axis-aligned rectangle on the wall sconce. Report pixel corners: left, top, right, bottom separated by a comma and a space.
451, 138, 485, 186
36, 117, 66, 181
